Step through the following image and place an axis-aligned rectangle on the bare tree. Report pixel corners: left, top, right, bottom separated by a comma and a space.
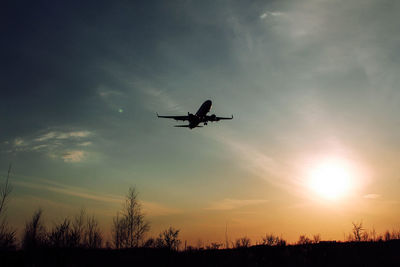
384, 230, 391, 241
48, 218, 72, 248
154, 227, 181, 250
161, 227, 181, 250
84, 215, 102, 248
0, 165, 12, 217
234, 236, 251, 248
391, 229, 400, 240
0, 223, 15, 250
370, 227, 377, 241
361, 231, 369, 241
70, 209, 86, 247
261, 234, 280, 246
143, 237, 156, 248
196, 238, 204, 250
297, 235, 312, 245
22, 209, 47, 249
313, 234, 321, 244
0, 164, 16, 250
112, 212, 126, 249
124, 187, 149, 247
352, 221, 364, 242
112, 187, 149, 248
277, 236, 287, 246
206, 242, 222, 250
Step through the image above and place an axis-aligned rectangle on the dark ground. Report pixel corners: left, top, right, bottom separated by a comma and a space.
2, 240, 400, 267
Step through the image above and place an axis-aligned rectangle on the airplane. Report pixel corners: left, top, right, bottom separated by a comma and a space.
157, 100, 233, 129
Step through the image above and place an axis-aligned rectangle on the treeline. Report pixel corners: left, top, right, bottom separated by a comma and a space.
1, 166, 400, 252
0, 180, 181, 251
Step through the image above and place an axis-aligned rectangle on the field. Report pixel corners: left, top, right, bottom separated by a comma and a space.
2, 240, 400, 267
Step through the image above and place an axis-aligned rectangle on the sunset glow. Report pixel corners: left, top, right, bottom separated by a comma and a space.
307, 158, 353, 200
2, 0, 400, 249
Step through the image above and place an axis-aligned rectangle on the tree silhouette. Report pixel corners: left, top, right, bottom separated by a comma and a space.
313, 234, 321, 244
156, 227, 181, 250
352, 221, 364, 242
70, 209, 86, 247
0, 164, 16, 250
84, 215, 102, 248
47, 211, 103, 249
234, 236, 251, 248
112, 186, 149, 248
22, 209, 47, 250
206, 242, 222, 250
261, 234, 279, 246
48, 218, 72, 248
297, 235, 312, 245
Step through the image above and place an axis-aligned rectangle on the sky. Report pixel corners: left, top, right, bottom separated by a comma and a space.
1, 0, 400, 245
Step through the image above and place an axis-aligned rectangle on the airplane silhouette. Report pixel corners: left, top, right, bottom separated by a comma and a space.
157, 100, 233, 129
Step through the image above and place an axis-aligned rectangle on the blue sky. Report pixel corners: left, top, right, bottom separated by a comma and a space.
2, 0, 400, 244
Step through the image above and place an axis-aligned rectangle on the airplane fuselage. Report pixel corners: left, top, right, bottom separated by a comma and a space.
189, 100, 212, 128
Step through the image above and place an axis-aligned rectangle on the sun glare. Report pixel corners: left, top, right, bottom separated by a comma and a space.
307, 158, 353, 200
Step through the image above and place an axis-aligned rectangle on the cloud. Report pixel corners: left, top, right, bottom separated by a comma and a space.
35, 132, 57, 142
270, 12, 283, 17
206, 198, 268, 211
213, 134, 291, 189
31, 144, 49, 151
35, 130, 91, 141
14, 138, 24, 146
62, 150, 86, 162
78, 141, 92, 146
260, 11, 283, 19
4, 128, 94, 162
142, 201, 182, 216
98, 87, 124, 98
141, 87, 183, 112
364, 194, 380, 199
14, 178, 123, 204
14, 177, 180, 216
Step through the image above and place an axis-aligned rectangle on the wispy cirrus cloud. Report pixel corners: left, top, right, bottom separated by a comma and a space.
62, 150, 86, 163
14, 138, 24, 146
3, 129, 94, 163
141, 86, 184, 113
206, 198, 268, 211
142, 201, 182, 216
35, 130, 91, 142
15, 179, 123, 204
14, 177, 181, 216
78, 141, 92, 147
364, 194, 380, 199
260, 11, 284, 19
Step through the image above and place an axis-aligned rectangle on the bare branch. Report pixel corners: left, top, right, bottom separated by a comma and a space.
0, 164, 13, 217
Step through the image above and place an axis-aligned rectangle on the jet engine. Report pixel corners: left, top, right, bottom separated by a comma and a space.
209, 114, 218, 121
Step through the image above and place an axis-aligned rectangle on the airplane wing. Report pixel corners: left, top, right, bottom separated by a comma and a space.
215, 115, 233, 120
157, 113, 189, 121
205, 115, 234, 121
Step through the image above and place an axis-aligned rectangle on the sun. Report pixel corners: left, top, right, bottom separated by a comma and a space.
307, 158, 353, 200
